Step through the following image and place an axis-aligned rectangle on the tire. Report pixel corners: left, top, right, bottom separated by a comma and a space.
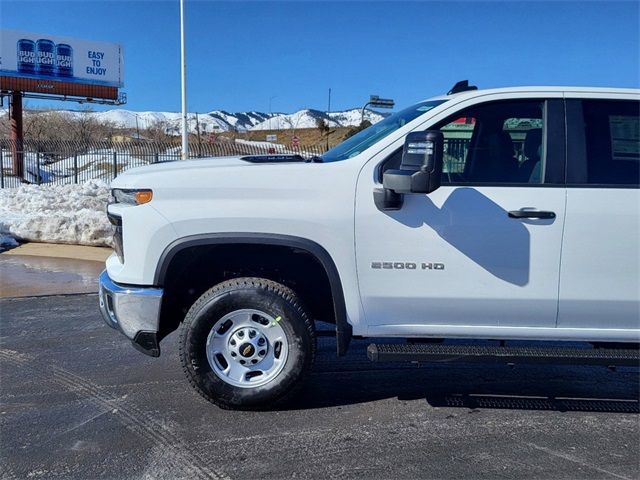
179, 277, 315, 410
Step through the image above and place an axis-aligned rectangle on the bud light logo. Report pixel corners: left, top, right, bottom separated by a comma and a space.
17, 39, 36, 74
16, 38, 74, 79
56, 44, 73, 77
36, 39, 55, 75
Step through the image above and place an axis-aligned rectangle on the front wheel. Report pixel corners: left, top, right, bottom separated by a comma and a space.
179, 277, 315, 409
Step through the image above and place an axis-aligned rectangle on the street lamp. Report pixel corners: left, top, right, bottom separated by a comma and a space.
361, 95, 395, 124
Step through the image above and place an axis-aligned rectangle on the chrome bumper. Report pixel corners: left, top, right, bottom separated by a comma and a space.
99, 270, 164, 357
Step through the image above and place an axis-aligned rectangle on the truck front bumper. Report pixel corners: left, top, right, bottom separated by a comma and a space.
99, 270, 164, 357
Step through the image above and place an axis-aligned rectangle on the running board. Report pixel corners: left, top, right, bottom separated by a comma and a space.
367, 343, 640, 366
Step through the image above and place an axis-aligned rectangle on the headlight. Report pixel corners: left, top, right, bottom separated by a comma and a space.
112, 189, 153, 205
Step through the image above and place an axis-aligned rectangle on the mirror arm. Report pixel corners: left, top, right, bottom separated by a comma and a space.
373, 187, 404, 211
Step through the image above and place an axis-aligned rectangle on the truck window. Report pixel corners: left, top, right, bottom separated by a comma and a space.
321, 100, 446, 162
435, 101, 547, 184
581, 100, 640, 186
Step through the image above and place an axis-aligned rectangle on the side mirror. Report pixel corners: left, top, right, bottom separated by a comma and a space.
384, 130, 444, 194
375, 130, 443, 211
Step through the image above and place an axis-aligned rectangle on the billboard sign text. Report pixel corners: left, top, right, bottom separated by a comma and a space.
0, 29, 123, 88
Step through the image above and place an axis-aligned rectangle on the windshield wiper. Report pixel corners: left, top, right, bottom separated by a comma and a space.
306, 155, 324, 163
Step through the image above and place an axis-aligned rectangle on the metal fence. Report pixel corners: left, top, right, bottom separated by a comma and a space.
0, 136, 527, 189
0, 140, 327, 188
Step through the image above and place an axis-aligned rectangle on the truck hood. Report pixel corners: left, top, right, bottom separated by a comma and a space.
115, 155, 306, 179
110, 154, 340, 192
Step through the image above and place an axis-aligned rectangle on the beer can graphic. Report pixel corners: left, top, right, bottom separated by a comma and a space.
56, 43, 73, 77
35, 39, 56, 76
17, 39, 36, 74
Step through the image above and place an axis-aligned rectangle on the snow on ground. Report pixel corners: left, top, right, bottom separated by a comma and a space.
234, 139, 287, 150
0, 180, 113, 247
1, 149, 169, 186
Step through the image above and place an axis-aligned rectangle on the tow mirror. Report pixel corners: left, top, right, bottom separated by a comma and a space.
374, 130, 444, 210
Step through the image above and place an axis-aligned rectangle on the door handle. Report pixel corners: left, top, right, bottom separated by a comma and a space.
508, 210, 556, 219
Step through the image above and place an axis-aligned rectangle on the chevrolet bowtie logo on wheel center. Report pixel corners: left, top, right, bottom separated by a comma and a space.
240, 343, 255, 357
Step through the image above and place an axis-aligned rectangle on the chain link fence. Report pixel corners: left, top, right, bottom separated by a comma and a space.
0, 139, 327, 188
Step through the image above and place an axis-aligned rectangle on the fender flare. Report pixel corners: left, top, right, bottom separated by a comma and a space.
154, 233, 352, 355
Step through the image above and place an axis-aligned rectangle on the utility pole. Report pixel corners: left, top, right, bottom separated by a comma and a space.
180, 0, 188, 160
327, 88, 331, 114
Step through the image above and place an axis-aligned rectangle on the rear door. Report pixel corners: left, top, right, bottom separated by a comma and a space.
559, 96, 640, 334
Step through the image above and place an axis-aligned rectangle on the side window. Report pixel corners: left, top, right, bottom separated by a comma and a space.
440, 116, 475, 179
436, 101, 547, 184
582, 100, 640, 186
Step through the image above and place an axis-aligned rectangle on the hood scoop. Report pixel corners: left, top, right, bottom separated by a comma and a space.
240, 154, 307, 164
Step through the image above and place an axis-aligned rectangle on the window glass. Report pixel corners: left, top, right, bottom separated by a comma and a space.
436, 101, 546, 184
582, 100, 640, 186
441, 117, 475, 175
321, 100, 446, 162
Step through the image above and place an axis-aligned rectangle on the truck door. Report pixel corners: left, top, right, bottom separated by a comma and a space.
355, 99, 567, 336
558, 97, 640, 334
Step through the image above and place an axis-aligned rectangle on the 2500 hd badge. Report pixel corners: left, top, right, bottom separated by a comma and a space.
371, 262, 445, 270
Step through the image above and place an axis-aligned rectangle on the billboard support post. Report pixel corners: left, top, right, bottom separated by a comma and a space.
9, 91, 24, 179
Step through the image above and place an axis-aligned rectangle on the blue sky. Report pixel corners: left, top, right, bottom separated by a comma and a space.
2, 1, 639, 113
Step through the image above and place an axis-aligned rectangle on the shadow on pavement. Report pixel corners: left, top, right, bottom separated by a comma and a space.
280, 350, 640, 414
286, 376, 640, 414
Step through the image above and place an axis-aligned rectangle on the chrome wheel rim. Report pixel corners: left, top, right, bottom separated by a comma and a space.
206, 309, 289, 388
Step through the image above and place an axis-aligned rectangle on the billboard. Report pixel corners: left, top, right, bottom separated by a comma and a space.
0, 29, 123, 99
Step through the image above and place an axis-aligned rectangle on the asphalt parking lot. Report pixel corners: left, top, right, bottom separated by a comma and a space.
1, 293, 639, 480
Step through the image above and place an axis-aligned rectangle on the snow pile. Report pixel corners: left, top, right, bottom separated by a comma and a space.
0, 180, 113, 247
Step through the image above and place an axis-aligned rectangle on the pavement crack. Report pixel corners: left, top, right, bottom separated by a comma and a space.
524, 442, 633, 480
55, 408, 112, 437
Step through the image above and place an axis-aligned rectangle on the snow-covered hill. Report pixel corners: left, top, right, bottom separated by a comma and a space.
248, 109, 385, 131
15, 107, 387, 134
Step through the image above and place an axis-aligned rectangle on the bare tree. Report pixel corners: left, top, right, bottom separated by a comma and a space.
143, 119, 174, 143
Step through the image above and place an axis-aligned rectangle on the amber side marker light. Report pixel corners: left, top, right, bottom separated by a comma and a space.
135, 190, 153, 204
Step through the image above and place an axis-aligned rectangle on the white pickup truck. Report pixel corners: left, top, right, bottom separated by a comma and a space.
100, 82, 640, 409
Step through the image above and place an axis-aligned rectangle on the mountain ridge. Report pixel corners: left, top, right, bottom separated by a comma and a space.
14, 107, 387, 134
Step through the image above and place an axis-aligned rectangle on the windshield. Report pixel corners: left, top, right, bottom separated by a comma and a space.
321, 100, 446, 162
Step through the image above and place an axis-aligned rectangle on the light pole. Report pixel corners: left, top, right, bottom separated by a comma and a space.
180, 0, 188, 159
269, 95, 277, 131
361, 95, 395, 124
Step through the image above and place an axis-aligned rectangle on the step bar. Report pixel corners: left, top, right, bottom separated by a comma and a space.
367, 343, 640, 366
